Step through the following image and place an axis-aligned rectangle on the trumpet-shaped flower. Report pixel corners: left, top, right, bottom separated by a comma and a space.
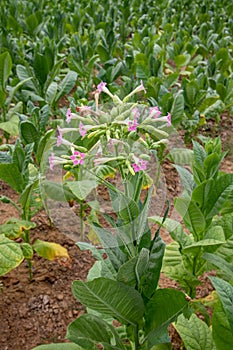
149, 106, 162, 119
167, 112, 172, 126
132, 158, 148, 172
66, 108, 73, 123
70, 151, 86, 165
128, 119, 139, 131
49, 153, 67, 170
79, 121, 86, 137
97, 81, 107, 93
57, 126, 63, 146
49, 153, 55, 170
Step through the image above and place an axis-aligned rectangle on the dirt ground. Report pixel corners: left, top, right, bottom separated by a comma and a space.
0, 115, 232, 350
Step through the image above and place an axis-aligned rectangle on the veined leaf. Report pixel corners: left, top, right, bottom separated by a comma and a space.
117, 256, 137, 287
212, 298, 233, 350
175, 314, 214, 350
141, 233, 165, 299
145, 289, 188, 348
0, 51, 12, 90
209, 277, 233, 334
91, 223, 127, 271
67, 180, 97, 201
33, 239, 69, 260
0, 218, 36, 239
205, 174, 233, 219
0, 114, 19, 136
67, 314, 126, 350
20, 120, 39, 144
0, 235, 24, 276
169, 149, 193, 166
54, 71, 77, 103
0, 163, 24, 192
72, 278, 145, 326
182, 238, 225, 254
202, 253, 233, 279
184, 201, 206, 240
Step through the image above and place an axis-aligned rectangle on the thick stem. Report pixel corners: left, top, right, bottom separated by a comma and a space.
133, 324, 140, 350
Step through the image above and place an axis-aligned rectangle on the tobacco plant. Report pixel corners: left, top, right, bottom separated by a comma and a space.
151, 137, 233, 297
34, 82, 190, 349
0, 139, 69, 280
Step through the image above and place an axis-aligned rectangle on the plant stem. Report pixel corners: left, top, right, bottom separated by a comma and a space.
133, 324, 140, 350
80, 202, 84, 241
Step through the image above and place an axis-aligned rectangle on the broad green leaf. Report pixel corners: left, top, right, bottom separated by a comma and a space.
145, 289, 188, 348
198, 96, 219, 113
118, 195, 139, 224
0, 114, 19, 136
173, 165, 194, 196
6, 78, 33, 106
34, 52, 51, 88
20, 120, 39, 144
67, 180, 97, 201
183, 80, 198, 107
42, 180, 74, 202
72, 278, 145, 325
202, 253, 233, 279
184, 201, 206, 240
175, 314, 214, 350
136, 247, 149, 285
117, 256, 137, 287
0, 163, 24, 192
32, 344, 82, 350
182, 238, 225, 254
33, 239, 69, 260
212, 299, 233, 350
0, 218, 36, 239
0, 235, 24, 276
209, 277, 233, 334
141, 233, 165, 299
54, 71, 77, 103
174, 54, 191, 67
16, 64, 37, 91
0, 51, 12, 90
205, 174, 233, 219
45, 81, 58, 105
91, 223, 127, 271
169, 149, 193, 166
19, 179, 39, 220
67, 314, 126, 349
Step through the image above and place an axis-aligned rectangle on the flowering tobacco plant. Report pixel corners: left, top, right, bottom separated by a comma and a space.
46, 81, 173, 239
40, 84, 190, 350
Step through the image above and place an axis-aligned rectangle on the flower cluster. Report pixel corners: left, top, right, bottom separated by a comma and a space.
49, 81, 172, 178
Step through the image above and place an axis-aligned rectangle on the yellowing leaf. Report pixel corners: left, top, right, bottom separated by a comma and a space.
33, 239, 69, 261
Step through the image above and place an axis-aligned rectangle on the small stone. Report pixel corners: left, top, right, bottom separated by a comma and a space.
56, 294, 64, 301
43, 295, 50, 305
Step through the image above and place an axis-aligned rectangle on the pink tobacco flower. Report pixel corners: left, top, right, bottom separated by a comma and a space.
56, 126, 63, 146
66, 108, 73, 123
149, 106, 162, 119
79, 121, 86, 137
128, 119, 139, 131
140, 80, 147, 94
97, 81, 107, 93
133, 107, 140, 120
166, 112, 172, 126
70, 151, 86, 166
49, 153, 55, 170
132, 158, 148, 172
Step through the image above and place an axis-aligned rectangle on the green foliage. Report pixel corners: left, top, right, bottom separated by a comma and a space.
152, 138, 233, 297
